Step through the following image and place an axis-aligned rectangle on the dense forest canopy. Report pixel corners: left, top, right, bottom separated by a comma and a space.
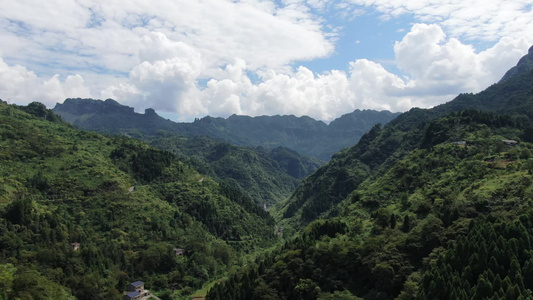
205, 50, 533, 299
0, 101, 277, 299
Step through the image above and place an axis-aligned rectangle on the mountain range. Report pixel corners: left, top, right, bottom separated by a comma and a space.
1, 45, 533, 300
278, 45, 533, 228
52, 98, 399, 206
53, 99, 400, 161
0, 101, 278, 299
205, 45, 533, 299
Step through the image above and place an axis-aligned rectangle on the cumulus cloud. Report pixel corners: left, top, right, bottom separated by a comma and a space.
101, 23, 529, 122
393, 24, 531, 100
0, 1, 532, 122
0, 58, 91, 107
103, 32, 206, 115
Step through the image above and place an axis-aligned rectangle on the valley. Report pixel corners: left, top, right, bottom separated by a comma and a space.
1, 46, 533, 300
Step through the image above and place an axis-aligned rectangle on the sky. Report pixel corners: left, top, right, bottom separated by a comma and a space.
0, 0, 532, 122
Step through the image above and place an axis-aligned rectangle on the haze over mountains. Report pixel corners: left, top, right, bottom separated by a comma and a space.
53, 100, 400, 161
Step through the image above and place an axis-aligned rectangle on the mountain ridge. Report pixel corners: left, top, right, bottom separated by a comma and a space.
53, 99, 400, 161
499, 45, 533, 83
205, 45, 533, 300
277, 45, 533, 228
55, 98, 325, 207
0, 101, 281, 299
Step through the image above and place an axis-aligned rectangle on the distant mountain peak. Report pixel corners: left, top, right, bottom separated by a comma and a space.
54, 98, 134, 115
53, 98, 401, 160
498, 45, 533, 83
144, 108, 158, 116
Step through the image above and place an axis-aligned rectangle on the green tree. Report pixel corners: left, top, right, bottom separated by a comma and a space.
0, 264, 16, 299
473, 276, 493, 300
294, 279, 321, 300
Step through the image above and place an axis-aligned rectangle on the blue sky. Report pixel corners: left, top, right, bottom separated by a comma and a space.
299, 10, 414, 74
0, 0, 532, 122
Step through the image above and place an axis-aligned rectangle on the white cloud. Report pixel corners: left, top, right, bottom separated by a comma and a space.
342, 0, 533, 42
393, 24, 531, 99
0, 58, 91, 107
106, 31, 206, 115
0, 0, 531, 122
102, 23, 529, 122
0, 0, 334, 77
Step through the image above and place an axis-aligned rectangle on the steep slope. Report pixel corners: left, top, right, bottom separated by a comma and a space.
54, 98, 324, 206
206, 89, 533, 300
149, 135, 322, 206
0, 102, 276, 299
499, 45, 533, 83
53, 99, 400, 160
278, 54, 533, 227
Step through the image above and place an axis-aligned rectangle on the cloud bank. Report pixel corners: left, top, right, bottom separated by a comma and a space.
0, 59, 91, 107
0, 0, 531, 121
103, 23, 530, 121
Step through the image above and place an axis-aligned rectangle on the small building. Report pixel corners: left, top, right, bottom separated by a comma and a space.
70, 242, 80, 251
123, 291, 142, 300
451, 141, 467, 146
127, 281, 145, 293
502, 139, 518, 145
174, 248, 186, 256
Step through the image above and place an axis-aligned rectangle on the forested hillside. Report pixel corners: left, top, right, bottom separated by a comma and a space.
208, 98, 533, 300
205, 48, 533, 299
149, 135, 321, 206
0, 102, 277, 299
278, 59, 533, 228
54, 98, 325, 206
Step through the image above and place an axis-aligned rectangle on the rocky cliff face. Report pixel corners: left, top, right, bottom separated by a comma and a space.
54, 98, 135, 115
53, 98, 136, 123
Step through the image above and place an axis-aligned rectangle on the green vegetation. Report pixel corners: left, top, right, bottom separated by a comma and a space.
54, 99, 326, 207
418, 218, 533, 299
207, 110, 533, 300
205, 53, 533, 299
277, 67, 533, 228
3, 44, 533, 300
0, 101, 278, 299
148, 135, 321, 206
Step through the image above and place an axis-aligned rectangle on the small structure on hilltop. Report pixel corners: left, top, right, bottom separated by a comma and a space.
127, 281, 145, 293
70, 242, 80, 251
502, 139, 518, 146
124, 281, 149, 300
173, 248, 186, 256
